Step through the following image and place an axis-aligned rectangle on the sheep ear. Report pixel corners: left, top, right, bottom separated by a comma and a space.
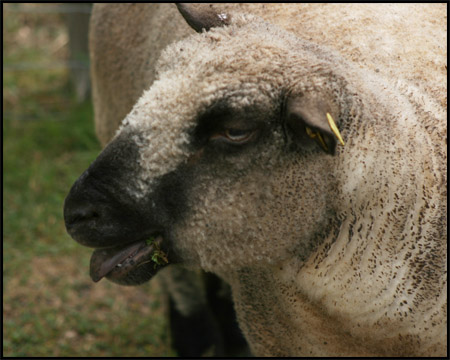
284, 95, 344, 155
176, 3, 231, 32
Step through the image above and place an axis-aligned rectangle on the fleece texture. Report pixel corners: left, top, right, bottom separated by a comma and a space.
89, 4, 446, 356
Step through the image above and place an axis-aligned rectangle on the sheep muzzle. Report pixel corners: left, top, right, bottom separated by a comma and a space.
64, 132, 182, 286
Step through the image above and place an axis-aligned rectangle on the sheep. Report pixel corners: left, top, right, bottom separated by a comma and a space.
64, 3, 447, 356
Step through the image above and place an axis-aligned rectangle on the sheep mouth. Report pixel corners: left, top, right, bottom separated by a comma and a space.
89, 235, 169, 285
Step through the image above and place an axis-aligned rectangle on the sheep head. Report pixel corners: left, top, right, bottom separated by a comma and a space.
64, 5, 351, 285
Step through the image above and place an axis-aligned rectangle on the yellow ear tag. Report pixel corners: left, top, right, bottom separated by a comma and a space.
306, 127, 329, 152
326, 113, 345, 146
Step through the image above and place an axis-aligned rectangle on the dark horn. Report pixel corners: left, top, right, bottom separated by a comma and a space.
176, 3, 231, 33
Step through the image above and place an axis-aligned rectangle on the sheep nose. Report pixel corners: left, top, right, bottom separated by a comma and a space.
63, 166, 121, 248
63, 188, 107, 248
63, 163, 157, 249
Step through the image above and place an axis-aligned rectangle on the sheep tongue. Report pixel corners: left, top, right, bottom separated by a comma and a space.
90, 241, 146, 282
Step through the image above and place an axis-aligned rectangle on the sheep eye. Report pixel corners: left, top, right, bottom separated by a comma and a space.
211, 128, 256, 144
224, 129, 255, 142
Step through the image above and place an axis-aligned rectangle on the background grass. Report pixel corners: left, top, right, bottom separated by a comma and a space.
3, 4, 173, 357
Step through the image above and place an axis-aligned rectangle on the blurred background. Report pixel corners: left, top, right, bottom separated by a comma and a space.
3, 3, 173, 356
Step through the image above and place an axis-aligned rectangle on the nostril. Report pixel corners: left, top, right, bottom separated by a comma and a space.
73, 210, 99, 223
65, 202, 101, 226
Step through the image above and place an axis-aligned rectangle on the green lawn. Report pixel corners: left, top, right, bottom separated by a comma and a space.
3, 4, 173, 357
